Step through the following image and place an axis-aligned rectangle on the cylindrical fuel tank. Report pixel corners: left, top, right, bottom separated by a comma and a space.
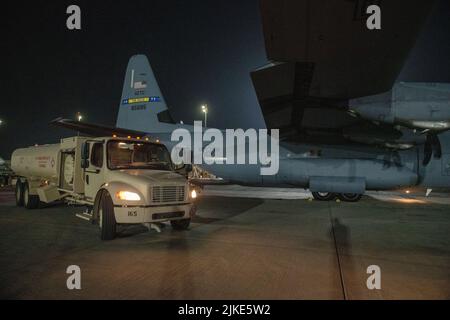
11, 144, 60, 182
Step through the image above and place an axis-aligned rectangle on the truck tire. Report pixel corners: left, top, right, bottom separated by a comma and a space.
15, 181, 24, 207
312, 192, 336, 201
337, 193, 362, 202
23, 182, 40, 209
170, 218, 191, 231
99, 192, 117, 240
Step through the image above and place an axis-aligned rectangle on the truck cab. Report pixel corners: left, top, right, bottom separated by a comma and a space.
12, 136, 197, 240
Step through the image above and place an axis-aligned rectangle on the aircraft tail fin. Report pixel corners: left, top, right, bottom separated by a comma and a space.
116, 54, 174, 132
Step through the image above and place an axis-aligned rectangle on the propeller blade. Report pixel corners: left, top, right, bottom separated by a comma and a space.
422, 133, 433, 166
431, 133, 442, 159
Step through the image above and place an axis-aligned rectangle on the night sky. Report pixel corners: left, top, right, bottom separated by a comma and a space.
1, 0, 450, 158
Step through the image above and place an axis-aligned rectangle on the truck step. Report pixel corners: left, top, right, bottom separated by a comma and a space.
75, 212, 93, 221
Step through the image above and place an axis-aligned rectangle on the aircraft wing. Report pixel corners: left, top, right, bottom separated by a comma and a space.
50, 118, 147, 138
258, 0, 435, 99
253, 0, 435, 145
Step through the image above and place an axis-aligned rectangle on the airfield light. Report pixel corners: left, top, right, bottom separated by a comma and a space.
76, 112, 83, 122
0, 119, 3, 125
201, 105, 208, 127
405, 190, 411, 194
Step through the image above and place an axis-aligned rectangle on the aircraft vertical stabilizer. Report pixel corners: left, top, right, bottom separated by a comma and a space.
116, 55, 173, 132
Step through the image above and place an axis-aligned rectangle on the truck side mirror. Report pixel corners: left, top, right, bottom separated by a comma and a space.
173, 163, 192, 174
173, 162, 185, 171
81, 142, 90, 169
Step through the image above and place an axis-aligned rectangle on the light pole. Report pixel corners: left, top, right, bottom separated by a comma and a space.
201, 105, 208, 128
75, 112, 83, 136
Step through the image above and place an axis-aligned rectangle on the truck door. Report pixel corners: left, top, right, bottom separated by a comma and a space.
84, 142, 106, 202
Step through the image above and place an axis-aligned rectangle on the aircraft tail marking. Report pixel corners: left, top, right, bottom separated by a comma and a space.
116, 54, 173, 133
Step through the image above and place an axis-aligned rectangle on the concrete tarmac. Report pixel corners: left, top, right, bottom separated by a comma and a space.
0, 186, 449, 299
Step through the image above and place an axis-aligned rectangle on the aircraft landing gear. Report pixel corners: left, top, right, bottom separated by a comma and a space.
312, 192, 362, 202
312, 192, 336, 201
337, 193, 362, 202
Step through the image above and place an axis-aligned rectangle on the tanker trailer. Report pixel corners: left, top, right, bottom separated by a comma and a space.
11, 136, 197, 240
11, 144, 62, 208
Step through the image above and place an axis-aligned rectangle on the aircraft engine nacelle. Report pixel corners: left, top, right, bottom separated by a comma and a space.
348, 102, 394, 124
349, 82, 450, 129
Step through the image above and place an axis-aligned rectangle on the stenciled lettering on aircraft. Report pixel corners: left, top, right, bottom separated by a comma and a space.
171, 121, 280, 176
131, 105, 146, 111
133, 81, 147, 89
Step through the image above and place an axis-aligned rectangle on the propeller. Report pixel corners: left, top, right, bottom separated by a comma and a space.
422, 132, 442, 166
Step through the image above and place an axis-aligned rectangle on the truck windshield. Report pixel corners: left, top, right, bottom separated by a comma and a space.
107, 141, 173, 171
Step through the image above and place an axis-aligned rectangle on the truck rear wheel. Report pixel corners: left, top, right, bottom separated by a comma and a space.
337, 193, 362, 202
15, 181, 24, 207
170, 218, 191, 231
312, 192, 336, 201
23, 182, 40, 209
99, 192, 117, 240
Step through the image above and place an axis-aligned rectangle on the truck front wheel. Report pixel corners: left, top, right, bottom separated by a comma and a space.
23, 182, 40, 209
15, 181, 24, 207
99, 191, 117, 240
170, 218, 191, 231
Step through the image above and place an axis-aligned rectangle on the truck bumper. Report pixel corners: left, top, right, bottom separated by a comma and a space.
113, 203, 193, 224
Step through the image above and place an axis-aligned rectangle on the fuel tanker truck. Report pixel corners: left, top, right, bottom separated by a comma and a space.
11, 136, 197, 240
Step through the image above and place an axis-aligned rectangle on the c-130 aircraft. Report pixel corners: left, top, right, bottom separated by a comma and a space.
53, 0, 450, 202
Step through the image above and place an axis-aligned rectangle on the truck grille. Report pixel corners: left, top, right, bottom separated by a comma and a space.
152, 186, 185, 203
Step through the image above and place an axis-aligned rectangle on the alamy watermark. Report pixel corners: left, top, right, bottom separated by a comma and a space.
66, 5, 81, 30
366, 265, 381, 290
171, 121, 280, 176
66, 265, 81, 290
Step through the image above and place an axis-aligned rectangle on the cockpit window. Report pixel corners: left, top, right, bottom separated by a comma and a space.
107, 141, 173, 171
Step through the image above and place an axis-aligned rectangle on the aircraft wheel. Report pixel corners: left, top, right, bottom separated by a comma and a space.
312, 192, 336, 201
171, 218, 191, 231
15, 180, 24, 207
23, 182, 40, 209
99, 191, 117, 240
337, 193, 362, 202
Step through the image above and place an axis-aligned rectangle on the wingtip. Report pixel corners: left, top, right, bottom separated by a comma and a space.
49, 117, 64, 124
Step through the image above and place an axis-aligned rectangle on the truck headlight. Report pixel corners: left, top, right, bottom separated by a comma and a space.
116, 191, 141, 201
190, 189, 197, 199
